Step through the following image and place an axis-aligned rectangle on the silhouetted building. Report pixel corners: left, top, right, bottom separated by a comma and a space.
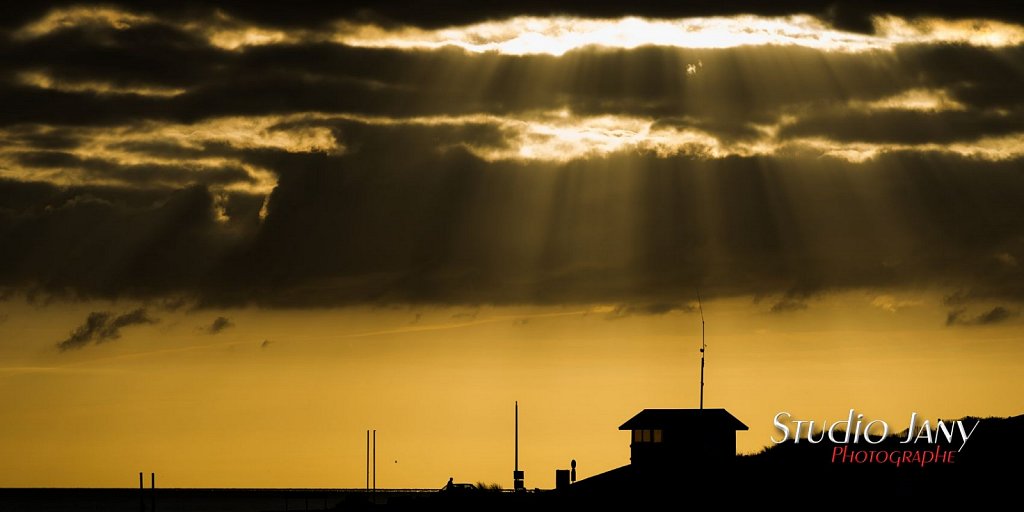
619, 408, 748, 467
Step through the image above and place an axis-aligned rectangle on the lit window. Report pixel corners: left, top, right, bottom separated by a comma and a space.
653, 430, 663, 443
633, 430, 642, 442
642, 430, 651, 442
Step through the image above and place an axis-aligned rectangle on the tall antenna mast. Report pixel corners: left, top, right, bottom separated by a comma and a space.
512, 401, 524, 490
698, 291, 706, 410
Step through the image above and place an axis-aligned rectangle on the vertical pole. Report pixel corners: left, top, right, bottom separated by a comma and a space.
365, 430, 369, 490
150, 473, 155, 512
514, 401, 518, 473
372, 430, 376, 492
139, 472, 144, 512
698, 292, 705, 410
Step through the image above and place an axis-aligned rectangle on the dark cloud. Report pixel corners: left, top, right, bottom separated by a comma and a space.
780, 109, 1024, 144
606, 302, 696, 319
766, 285, 819, 314
3, 1, 1022, 33
13, 150, 255, 188
4, 23, 221, 88
205, 316, 233, 334
1, 34, 1020, 131
943, 291, 971, 307
770, 299, 809, 314
4, 138, 1024, 308
0, 180, 264, 301
57, 311, 110, 350
156, 297, 189, 312
0, 125, 81, 149
56, 307, 157, 350
0, 84, 169, 126
0, 3, 1021, 311
946, 306, 1019, 326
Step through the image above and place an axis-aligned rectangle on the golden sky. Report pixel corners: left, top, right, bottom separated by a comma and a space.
1, 292, 1022, 488
2, 2, 1024, 490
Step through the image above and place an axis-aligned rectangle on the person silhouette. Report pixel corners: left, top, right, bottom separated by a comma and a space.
444, 477, 454, 491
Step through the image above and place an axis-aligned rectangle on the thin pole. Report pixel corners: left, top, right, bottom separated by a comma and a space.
366, 430, 369, 490
372, 430, 376, 491
514, 401, 519, 473
698, 291, 706, 410
150, 473, 155, 512
139, 472, 143, 512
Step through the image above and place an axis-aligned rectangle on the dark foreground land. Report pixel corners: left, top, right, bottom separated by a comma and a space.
0, 488, 455, 512
3, 414, 1021, 511
0, 488, 554, 511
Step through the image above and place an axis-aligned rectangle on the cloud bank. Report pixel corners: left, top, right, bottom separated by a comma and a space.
0, 2, 1021, 312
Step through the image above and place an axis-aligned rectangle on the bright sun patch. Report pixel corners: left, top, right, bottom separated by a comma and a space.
17, 7, 1024, 54
333, 15, 1024, 55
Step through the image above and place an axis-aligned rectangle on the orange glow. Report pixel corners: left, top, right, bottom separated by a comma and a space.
3, 4, 1022, 493
0, 293, 1021, 488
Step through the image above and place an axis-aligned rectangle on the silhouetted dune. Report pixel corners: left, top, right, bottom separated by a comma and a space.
558, 413, 1023, 506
